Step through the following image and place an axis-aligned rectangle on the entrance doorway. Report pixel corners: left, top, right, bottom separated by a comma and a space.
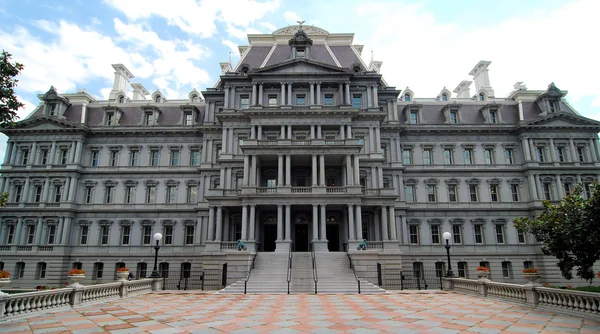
326, 224, 340, 251
294, 224, 309, 251
264, 225, 277, 252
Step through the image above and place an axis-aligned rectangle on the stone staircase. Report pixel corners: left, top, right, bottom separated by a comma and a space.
218, 252, 386, 294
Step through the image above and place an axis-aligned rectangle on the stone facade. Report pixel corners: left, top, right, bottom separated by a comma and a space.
1, 25, 600, 288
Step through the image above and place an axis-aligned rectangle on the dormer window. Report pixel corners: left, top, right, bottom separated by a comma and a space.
184, 113, 193, 125
296, 48, 305, 58
549, 101, 556, 113
118, 95, 125, 104
49, 104, 56, 116
145, 112, 154, 125
289, 27, 313, 60
155, 95, 162, 103
478, 93, 485, 101
106, 113, 114, 126
441, 93, 448, 101
410, 112, 418, 124
490, 111, 497, 124
449, 111, 457, 124
404, 94, 411, 102
191, 94, 199, 103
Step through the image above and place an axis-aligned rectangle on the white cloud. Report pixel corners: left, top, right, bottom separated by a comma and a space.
91, 17, 102, 25
284, 11, 301, 24
222, 40, 241, 57
225, 23, 263, 40
260, 21, 277, 32
0, 96, 37, 163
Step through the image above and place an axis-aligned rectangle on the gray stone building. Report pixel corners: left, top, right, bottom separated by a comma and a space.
1, 25, 599, 288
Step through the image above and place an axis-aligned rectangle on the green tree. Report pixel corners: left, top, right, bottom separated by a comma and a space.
514, 183, 600, 283
0, 50, 24, 126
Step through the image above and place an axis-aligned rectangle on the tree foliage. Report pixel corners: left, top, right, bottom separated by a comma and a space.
0, 50, 24, 126
514, 183, 600, 283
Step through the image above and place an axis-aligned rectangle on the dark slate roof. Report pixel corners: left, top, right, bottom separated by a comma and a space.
243, 46, 272, 70
522, 102, 541, 120
84, 106, 205, 127
63, 104, 82, 122
310, 45, 336, 67
329, 46, 361, 68
265, 46, 292, 67
396, 103, 525, 125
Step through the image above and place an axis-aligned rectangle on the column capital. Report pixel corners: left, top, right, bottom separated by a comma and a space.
344, 81, 351, 84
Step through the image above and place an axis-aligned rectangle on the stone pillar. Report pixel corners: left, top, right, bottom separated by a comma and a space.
345, 82, 351, 105
278, 155, 284, 187
317, 125, 322, 139
372, 85, 378, 108
284, 205, 291, 241
3, 142, 13, 165
556, 176, 564, 199
35, 217, 43, 244
316, 83, 321, 105
312, 155, 318, 186
251, 155, 257, 186
528, 174, 538, 200
49, 141, 57, 165
535, 175, 544, 200
9, 142, 18, 165
319, 155, 325, 186
23, 177, 30, 203
401, 216, 408, 244
243, 155, 250, 186
312, 204, 319, 241
287, 82, 292, 106
348, 205, 355, 240
367, 85, 372, 108
42, 178, 50, 202
280, 82, 286, 106
30, 142, 37, 165
353, 155, 360, 186
221, 128, 228, 154
375, 128, 381, 153
68, 177, 78, 202
589, 138, 598, 162
310, 126, 315, 139
389, 206, 397, 240
249, 205, 256, 241
223, 85, 230, 109
241, 205, 248, 241
207, 207, 215, 242
529, 139, 536, 161
277, 205, 283, 241
60, 217, 71, 245
549, 138, 556, 162
215, 207, 223, 242
338, 83, 344, 106
252, 83, 257, 106
369, 127, 375, 153
250, 126, 256, 139
310, 82, 315, 105
69, 141, 77, 164
381, 206, 389, 241
285, 155, 291, 186
340, 125, 345, 140
316, 204, 326, 244
219, 168, 225, 189
569, 139, 578, 162
346, 155, 353, 186
355, 205, 362, 241
258, 83, 263, 106
287, 125, 292, 139
347, 125, 352, 138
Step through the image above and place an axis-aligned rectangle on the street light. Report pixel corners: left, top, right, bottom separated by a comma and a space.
442, 232, 454, 277
149, 232, 163, 278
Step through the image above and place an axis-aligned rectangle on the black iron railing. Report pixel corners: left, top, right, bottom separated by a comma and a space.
287, 243, 293, 294
243, 253, 257, 294
379, 268, 443, 290
310, 242, 318, 294
160, 268, 223, 290
346, 252, 361, 294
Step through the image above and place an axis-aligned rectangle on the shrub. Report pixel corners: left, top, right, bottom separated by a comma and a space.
573, 286, 600, 293
68, 269, 86, 275
116, 267, 130, 272
522, 268, 539, 274
476, 266, 489, 272
0, 270, 10, 279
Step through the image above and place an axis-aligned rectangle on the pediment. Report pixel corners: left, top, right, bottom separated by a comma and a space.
522, 112, 600, 128
255, 59, 347, 74
1, 115, 85, 133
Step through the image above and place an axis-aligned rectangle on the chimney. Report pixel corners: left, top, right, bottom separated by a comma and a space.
469, 61, 495, 98
108, 64, 134, 100
131, 83, 149, 101
453, 80, 472, 99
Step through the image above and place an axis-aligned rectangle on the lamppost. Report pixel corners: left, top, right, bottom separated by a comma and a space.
442, 232, 454, 277
149, 233, 163, 278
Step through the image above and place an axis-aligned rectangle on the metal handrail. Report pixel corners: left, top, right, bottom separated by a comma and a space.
310, 242, 318, 294
287, 243, 293, 294
243, 253, 257, 294
346, 252, 361, 294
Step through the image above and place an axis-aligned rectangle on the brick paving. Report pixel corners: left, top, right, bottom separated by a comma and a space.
0, 291, 599, 333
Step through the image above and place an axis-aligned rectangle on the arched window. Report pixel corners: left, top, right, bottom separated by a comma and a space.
155, 95, 161, 103
441, 93, 448, 101
478, 93, 485, 101
191, 95, 199, 103
404, 93, 411, 102
118, 95, 125, 104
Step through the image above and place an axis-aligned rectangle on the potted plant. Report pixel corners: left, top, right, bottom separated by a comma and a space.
116, 267, 130, 281
475, 266, 490, 279
0, 270, 10, 295
68, 268, 86, 287
522, 268, 540, 285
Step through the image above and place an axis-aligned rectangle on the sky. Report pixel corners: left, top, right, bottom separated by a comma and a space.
1, 0, 599, 161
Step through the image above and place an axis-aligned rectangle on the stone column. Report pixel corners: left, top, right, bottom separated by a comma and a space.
312, 155, 318, 186
593, 138, 600, 162
285, 155, 291, 186
287, 125, 292, 139
207, 207, 215, 242
381, 206, 389, 241
35, 217, 43, 244
223, 86, 230, 109
312, 204, 319, 241
278, 155, 284, 187
345, 82, 351, 105
549, 138, 556, 162
367, 85, 372, 108
378, 166, 384, 189
9, 142, 18, 165
30, 142, 37, 165
252, 83, 257, 106
346, 125, 352, 138
258, 83, 263, 106
287, 82, 292, 106
280, 125, 285, 139
556, 176, 564, 199
355, 205, 362, 241
320, 205, 327, 241
249, 205, 256, 241
243, 155, 250, 186
375, 127, 381, 153
241, 205, 248, 241
340, 125, 345, 139
280, 82, 286, 106
222, 128, 228, 154
310, 126, 315, 139
521, 138, 531, 161
316, 83, 321, 105
346, 155, 353, 186
69, 141, 77, 164
49, 141, 57, 165
215, 207, 223, 241
68, 177, 78, 202
219, 168, 225, 189
569, 139, 578, 162
589, 138, 598, 162
319, 155, 326, 186
59, 217, 69, 245
309, 82, 315, 105
535, 175, 544, 200
285, 205, 291, 241
369, 127, 375, 152
338, 83, 344, 106
277, 205, 283, 241
23, 177, 30, 203
251, 155, 257, 186
42, 178, 50, 202
577, 174, 582, 184
317, 125, 322, 139
529, 139, 537, 161
389, 206, 397, 240
348, 205, 355, 240
354, 155, 360, 187
3, 142, 13, 165
372, 85, 378, 108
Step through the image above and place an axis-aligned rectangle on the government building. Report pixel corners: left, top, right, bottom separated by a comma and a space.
1, 25, 599, 290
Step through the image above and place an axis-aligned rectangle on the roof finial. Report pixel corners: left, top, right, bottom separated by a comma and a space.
371, 50, 373, 62
229, 51, 232, 65
297, 20, 305, 32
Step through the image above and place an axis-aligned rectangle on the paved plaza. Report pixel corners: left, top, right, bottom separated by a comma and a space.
0, 291, 599, 333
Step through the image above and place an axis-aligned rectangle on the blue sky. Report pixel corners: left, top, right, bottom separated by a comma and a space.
1, 0, 599, 156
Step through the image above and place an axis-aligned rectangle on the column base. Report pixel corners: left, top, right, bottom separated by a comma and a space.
312, 240, 329, 252
275, 240, 292, 253
246, 241, 256, 252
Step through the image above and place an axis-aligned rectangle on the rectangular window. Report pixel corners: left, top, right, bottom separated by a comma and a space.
105, 186, 114, 204
6, 225, 15, 244
15, 262, 25, 279
36, 262, 47, 279
577, 147, 585, 162
489, 111, 497, 124
167, 186, 177, 203
564, 183, 572, 196
463, 149, 473, 165
435, 262, 445, 278
121, 226, 131, 245
41, 150, 48, 164
536, 147, 545, 162
47, 225, 56, 244
524, 261, 534, 269
406, 185, 415, 202
100, 226, 109, 245
146, 186, 156, 203
296, 94, 305, 106
91, 151, 99, 167
164, 225, 173, 245
185, 225, 194, 245
21, 149, 30, 165
159, 263, 169, 278
443, 149, 453, 164
449, 111, 457, 124
423, 149, 432, 165
268, 95, 277, 106
352, 94, 361, 108
584, 183, 593, 199
474, 224, 483, 244
452, 224, 462, 244
549, 101, 556, 113
110, 151, 118, 167
409, 111, 418, 124
27, 225, 36, 244
502, 262, 512, 278
409, 225, 419, 244
144, 113, 153, 126
402, 149, 412, 165
517, 230, 526, 244
130, 151, 139, 166
324, 94, 334, 106
184, 113, 193, 125
448, 185, 457, 202
484, 149, 494, 164
490, 185, 499, 202
457, 262, 468, 278
34, 186, 43, 203
53, 185, 62, 202
93, 263, 104, 279
557, 147, 565, 162
469, 184, 478, 202
142, 226, 152, 245
431, 225, 440, 244
511, 184, 519, 201
60, 149, 68, 165
187, 186, 198, 203
14, 186, 22, 202
170, 150, 180, 166
240, 95, 250, 109
495, 224, 505, 244
106, 113, 114, 126
137, 262, 147, 279
125, 186, 135, 204
543, 183, 552, 200
190, 150, 200, 166
427, 185, 436, 202
80, 226, 89, 245
505, 149, 514, 164
150, 150, 160, 166
85, 186, 93, 204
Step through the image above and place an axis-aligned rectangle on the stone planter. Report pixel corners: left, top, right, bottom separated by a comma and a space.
117, 271, 129, 282
0, 278, 10, 295
68, 274, 85, 287
476, 270, 490, 280
523, 273, 540, 285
